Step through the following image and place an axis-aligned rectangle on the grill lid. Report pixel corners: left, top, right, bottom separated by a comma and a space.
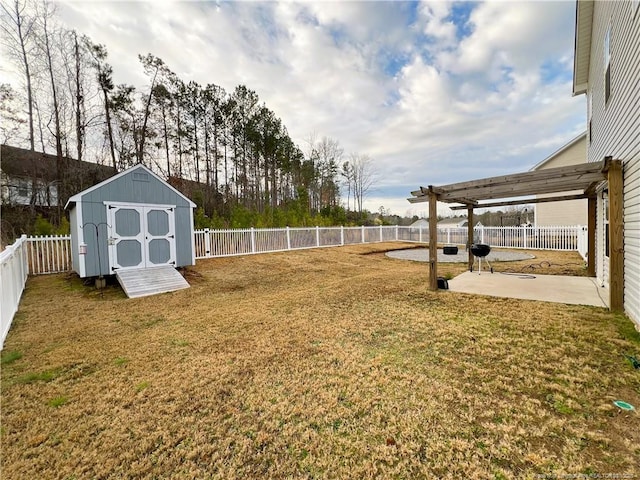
470, 243, 491, 257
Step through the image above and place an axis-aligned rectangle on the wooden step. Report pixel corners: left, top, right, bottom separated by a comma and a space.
115, 266, 190, 298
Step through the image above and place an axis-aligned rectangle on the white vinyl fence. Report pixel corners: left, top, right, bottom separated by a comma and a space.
193, 226, 400, 258
1, 235, 29, 349
0, 225, 587, 348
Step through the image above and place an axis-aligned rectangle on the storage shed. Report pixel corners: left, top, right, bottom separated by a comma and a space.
65, 164, 196, 297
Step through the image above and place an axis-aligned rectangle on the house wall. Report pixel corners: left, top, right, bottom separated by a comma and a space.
77, 168, 194, 277
535, 136, 588, 226
586, 1, 640, 325
0, 175, 58, 207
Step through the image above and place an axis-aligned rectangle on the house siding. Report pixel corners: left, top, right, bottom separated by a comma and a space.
535, 135, 588, 226
586, 1, 640, 325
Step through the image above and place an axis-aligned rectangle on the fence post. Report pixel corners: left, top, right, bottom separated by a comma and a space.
340, 226, 344, 246
316, 226, 320, 247
419, 227, 422, 243
361, 225, 365, 243
395, 225, 398, 241
204, 228, 211, 257
20, 234, 29, 276
480, 225, 485, 244
250, 227, 256, 253
286, 226, 291, 250
447, 228, 451, 244
523, 226, 528, 249
379, 225, 383, 242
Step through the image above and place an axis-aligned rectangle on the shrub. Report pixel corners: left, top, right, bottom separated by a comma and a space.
33, 215, 55, 236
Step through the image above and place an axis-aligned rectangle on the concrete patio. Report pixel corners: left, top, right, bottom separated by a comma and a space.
447, 271, 609, 308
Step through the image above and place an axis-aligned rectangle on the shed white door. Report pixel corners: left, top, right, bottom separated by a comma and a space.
107, 204, 177, 272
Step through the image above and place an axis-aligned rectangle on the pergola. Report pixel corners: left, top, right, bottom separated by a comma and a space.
408, 158, 623, 311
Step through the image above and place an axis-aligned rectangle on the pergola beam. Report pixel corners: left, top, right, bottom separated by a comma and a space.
448, 193, 591, 211
432, 160, 606, 194
436, 173, 606, 202
408, 160, 609, 205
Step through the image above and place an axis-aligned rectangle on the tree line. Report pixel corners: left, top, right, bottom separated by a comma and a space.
0, 0, 375, 228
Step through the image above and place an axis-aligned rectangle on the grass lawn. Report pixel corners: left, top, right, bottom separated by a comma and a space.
1, 243, 639, 479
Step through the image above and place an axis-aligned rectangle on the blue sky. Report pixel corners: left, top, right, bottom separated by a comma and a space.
52, 0, 585, 217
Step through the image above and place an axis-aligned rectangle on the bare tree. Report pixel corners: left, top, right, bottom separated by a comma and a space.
35, 0, 66, 214
1, 0, 36, 150
67, 30, 84, 162
85, 38, 117, 171
138, 53, 166, 164
0, 83, 26, 144
350, 153, 375, 213
341, 160, 353, 211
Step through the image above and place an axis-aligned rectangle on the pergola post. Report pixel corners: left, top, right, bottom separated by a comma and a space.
608, 160, 623, 311
467, 206, 474, 271
587, 196, 596, 277
428, 188, 438, 291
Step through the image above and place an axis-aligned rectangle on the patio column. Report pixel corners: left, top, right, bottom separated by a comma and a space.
428, 188, 438, 291
608, 160, 623, 311
587, 196, 596, 277
467, 206, 474, 271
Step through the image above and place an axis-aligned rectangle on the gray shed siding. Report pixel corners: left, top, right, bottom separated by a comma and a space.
586, 1, 640, 325
71, 166, 194, 277
77, 200, 110, 277
69, 205, 80, 274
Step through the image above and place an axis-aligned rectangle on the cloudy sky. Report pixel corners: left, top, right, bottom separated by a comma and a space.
57, 1, 586, 216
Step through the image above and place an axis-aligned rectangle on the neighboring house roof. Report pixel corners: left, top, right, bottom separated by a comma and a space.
1, 144, 114, 186
167, 176, 207, 193
437, 217, 468, 228
530, 132, 587, 171
410, 219, 428, 228
573, 0, 594, 95
65, 164, 196, 209
167, 176, 218, 201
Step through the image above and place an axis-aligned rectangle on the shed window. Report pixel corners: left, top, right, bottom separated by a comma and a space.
604, 24, 611, 105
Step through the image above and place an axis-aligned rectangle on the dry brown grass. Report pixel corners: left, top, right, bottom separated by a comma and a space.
1, 243, 639, 479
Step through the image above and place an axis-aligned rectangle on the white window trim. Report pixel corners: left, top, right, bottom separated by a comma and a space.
603, 190, 610, 259
588, 89, 593, 143
604, 22, 611, 105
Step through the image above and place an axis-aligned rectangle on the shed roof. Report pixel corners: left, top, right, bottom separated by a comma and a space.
409, 159, 610, 210
65, 164, 196, 209
1, 144, 113, 184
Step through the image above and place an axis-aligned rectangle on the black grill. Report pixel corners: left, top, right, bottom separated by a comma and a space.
470, 243, 493, 273
470, 243, 491, 257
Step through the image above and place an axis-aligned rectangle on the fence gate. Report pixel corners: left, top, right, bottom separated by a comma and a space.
107, 204, 177, 272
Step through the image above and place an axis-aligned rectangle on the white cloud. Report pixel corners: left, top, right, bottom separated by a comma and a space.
9, 0, 585, 217
419, 1, 456, 45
